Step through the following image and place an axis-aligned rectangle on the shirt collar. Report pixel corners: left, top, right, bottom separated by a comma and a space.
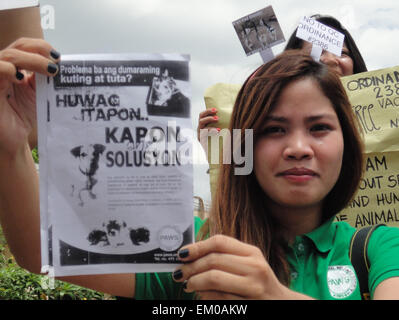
303, 217, 337, 253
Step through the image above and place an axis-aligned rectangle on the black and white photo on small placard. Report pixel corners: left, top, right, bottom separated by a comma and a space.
233, 5, 285, 56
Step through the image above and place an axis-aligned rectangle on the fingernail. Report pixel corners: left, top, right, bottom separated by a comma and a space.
213, 116, 219, 120
178, 249, 189, 259
50, 49, 61, 60
48, 63, 58, 74
216, 128, 221, 132
172, 269, 183, 280
183, 280, 188, 290
16, 71, 24, 81
212, 108, 217, 112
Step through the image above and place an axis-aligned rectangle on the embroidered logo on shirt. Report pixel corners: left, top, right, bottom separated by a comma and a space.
327, 265, 357, 299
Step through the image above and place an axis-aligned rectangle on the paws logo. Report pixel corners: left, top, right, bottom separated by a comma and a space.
327, 265, 357, 299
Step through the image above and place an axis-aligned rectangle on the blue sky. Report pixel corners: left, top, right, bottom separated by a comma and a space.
39, 0, 399, 205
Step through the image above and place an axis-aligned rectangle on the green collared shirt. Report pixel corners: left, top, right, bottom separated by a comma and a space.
288, 218, 399, 299
135, 217, 399, 300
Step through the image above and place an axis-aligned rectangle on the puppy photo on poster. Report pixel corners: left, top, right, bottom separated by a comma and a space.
70, 143, 106, 207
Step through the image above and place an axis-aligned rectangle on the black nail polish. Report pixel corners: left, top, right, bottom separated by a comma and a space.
50, 49, 60, 60
182, 280, 188, 290
16, 71, 24, 81
178, 249, 189, 259
48, 63, 58, 74
172, 269, 183, 280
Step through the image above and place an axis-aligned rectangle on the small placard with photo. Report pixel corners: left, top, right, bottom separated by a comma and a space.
232, 5, 285, 56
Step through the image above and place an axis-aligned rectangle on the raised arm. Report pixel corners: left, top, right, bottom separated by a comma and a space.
0, 5, 43, 149
0, 6, 43, 49
0, 38, 136, 298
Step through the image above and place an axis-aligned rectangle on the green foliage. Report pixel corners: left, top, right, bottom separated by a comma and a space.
0, 148, 115, 300
32, 147, 39, 164
0, 228, 114, 300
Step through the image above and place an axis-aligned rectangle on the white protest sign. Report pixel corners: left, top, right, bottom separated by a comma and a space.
0, 0, 39, 10
36, 53, 194, 276
296, 16, 345, 61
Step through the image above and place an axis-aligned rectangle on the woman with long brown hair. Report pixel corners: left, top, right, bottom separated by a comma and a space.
168, 50, 399, 300
0, 37, 399, 299
196, 49, 364, 285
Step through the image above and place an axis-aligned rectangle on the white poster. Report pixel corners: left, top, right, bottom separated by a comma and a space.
296, 16, 345, 57
36, 53, 194, 276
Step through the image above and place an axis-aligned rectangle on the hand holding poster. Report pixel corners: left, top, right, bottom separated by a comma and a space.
37, 53, 194, 276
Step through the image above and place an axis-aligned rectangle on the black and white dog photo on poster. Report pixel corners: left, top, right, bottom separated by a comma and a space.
87, 219, 150, 248
87, 220, 128, 248
147, 69, 190, 118
70, 143, 106, 206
